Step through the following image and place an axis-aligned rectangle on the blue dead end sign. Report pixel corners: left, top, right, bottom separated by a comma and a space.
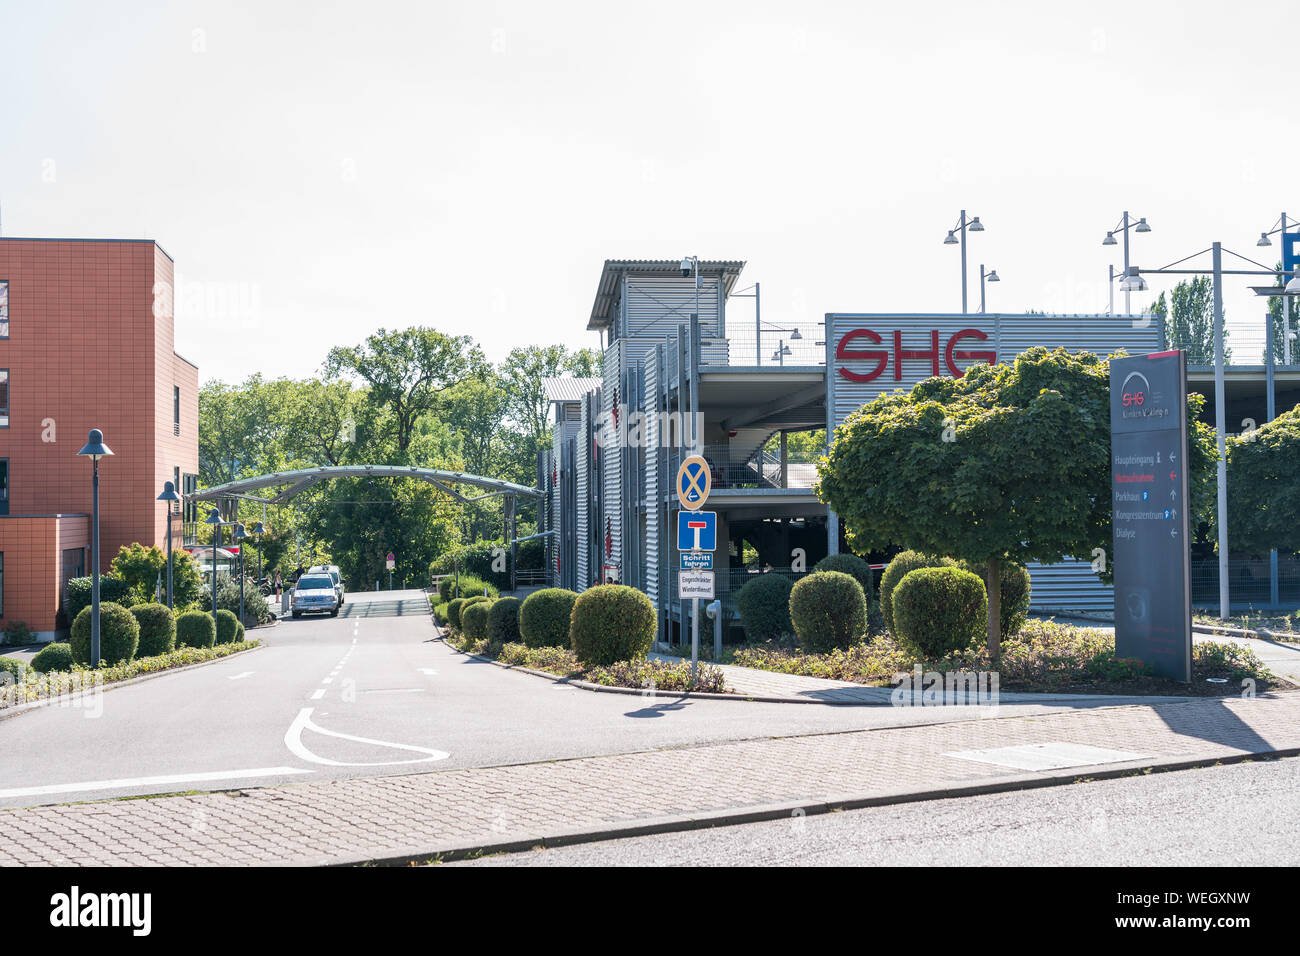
676, 455, 711, 511
677, 510, 716, 552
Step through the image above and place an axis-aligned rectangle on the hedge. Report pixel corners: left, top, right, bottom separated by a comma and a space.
131, 603, 177, 657
0, 656, 27, 682
176, 610, 216, 649
735, 574, 793, 642
70, 602, 140, 666
488, 597, 521, 644
956, 559, 1032, 640
447, 597, 468, 629
879, 551, 953, 635
569, 585, 656, 667
518, 588, 578, 648
215, 609, 241, 645
813, 554, 875, 605
892, 566, 988, 658
788, 571, 867, 653
31, 643, 74, 673
461, 601, 491, 642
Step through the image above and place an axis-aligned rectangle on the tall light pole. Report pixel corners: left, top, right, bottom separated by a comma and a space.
979, 265, 1000, 314
252, 521, 266, 592
204, 507, 225, 633
157, 481, 181, 609
1103, 211, 1152, 314
1255, 213, 1297, 364
233, 522, 248, 624
76, 429, 113, 666
943, 210, 985, 313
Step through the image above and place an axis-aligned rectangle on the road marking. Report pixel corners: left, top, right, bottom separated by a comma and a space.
322, 677, 333, 684
226, 671, 255, 680
418, 668, 438, 676
0, 767, 312, 800
283, 708, 450, 767
310, 689, 326, 700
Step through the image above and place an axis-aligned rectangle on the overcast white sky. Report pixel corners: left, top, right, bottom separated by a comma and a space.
1, 0, 1295, 382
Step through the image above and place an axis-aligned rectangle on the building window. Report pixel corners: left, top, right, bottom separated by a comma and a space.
174, 386, 181, 436
0, 459, 8, 516
0, 281, 8, 338
0, 370, 8, 428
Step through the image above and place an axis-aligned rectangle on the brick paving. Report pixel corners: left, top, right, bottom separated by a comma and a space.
1, 692, 1297, 866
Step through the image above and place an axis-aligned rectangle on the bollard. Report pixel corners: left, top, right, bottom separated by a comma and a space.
705, 599, 722, 662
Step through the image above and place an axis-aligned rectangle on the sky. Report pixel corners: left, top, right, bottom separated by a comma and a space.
1, 0, 1296, 383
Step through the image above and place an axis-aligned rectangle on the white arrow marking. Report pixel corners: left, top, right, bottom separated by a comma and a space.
226, 671, 255, 681
283, 707, 450, 767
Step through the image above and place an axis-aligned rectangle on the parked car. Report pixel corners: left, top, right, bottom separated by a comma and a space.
292, 574, 340, 618
308, 565, 345, 606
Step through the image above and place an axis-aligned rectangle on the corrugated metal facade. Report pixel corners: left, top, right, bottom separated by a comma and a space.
576, 395, 590, 590
602, 339, 622, 575
644, 346, 661, 612
825, 313, 1164, 613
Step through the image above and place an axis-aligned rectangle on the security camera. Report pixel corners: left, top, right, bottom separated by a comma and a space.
679, 257, 692, 277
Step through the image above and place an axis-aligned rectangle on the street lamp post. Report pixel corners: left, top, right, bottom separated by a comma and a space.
979, 265, 1000, 314
251, 521, 266, 594
233, 523, 248, 625
1103, 211, 1152, 314
76, 429, 114, 666
204, 507, 225, 633
943, 210, 985, 313
1124, 244, 1299, 620
156, 481, 181, 609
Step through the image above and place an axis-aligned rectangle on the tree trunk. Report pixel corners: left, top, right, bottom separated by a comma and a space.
986, 557, 1001, 659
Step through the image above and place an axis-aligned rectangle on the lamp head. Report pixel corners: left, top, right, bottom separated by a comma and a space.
157, 480, 181, 503
789, 328, 803, 339
1102, 232, 1117, 246
987, 270, 1000, 283
251, 522, 267, 535
1135, 217, 1151, 233
204, 507, 224, 525
1119, 266, 1148, 292
1286, 276, 1300, 294
233, 523, 248, 540
943, 230, 958, 245
968, 216, 984, 232
1258, 232, 1273, 247
76, 428, 113, 461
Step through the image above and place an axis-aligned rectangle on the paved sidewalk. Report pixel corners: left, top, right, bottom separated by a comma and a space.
1, 692, 1296, 866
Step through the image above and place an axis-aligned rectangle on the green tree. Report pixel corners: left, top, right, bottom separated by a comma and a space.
1147, 278, 1230, 365
816, 347, 1216, 655
499, 344, 601, 458
1227, 406, 1300, 553
325, 327, 483, 459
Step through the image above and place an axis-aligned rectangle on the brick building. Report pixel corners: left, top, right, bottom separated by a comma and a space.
0, 238, 199, 639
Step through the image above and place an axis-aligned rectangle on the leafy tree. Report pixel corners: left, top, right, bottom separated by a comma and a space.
816, 347, 1215, 655
1227, 406, 1300, 553
1147, 278, 1230, 365
325, 327, 483, 458
499, 344, 601, 457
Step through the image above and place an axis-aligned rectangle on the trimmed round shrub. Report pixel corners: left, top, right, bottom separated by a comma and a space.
813, 554, 875, 605
788, 571, 867, 653
735, 574, 793, 642
31, 642, 74, 673
879, 551, 952, 635
488, 597, 521, 644
176, 610, 216, 649
957, 559, 1031, 641
569, 585, 655, 667
519, 588, 578, 648
892, 566, 988, 658
461, 601, 491, 642
214, 609, 240, 645
131, 603, 176, 657
447, 597, 468, 629
433, 602, 449, 625
70, 602, 139, 666
235, 620, 246, 642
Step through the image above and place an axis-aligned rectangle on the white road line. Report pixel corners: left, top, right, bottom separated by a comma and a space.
310, 689, 326, 700
322, 677, 333, 684
283, 708, 450, 767
0, 767, 312, 800
226, 671, 255, 680
418, 668, 438, 675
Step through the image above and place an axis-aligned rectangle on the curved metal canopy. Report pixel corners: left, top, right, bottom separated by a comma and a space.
190, 465, 542, 506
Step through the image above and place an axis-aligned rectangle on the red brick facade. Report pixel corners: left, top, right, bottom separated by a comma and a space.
0, 239, 199, 636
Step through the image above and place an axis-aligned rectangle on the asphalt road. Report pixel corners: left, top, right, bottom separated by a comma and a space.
0, 590, 1185, 809
455, 754, 1300, 866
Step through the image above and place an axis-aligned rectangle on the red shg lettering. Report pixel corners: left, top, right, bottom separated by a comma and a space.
894, 330, 941, 380
835, 328, 888, 382
944, 328, 997, 377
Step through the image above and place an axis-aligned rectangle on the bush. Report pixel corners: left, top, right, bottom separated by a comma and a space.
519, 588, 578, 648
3, 620, 32, 646
430, 541, 515, 591
569, 585, 655, 667
892, 566, 988, 658
488, 597, 521, 645
215, 609, 241, 645
70, 602, 140, 666
956, 559, 1032, 640
130, 603, 176, 657
201, 573, 272, 625
788, 571, 867, 653
0, 656, 27, 682
64, 575, 135, 624
176, 610, 216, 649
31, 642, 74, 673
446, 597, 468, 629
438, 577, 455, 603
813, 554, 875, 605
461, 601, 491, 642
879, 551, 952, 635
433, 602, 449, 625
236, 620, 246, 642
735, 574, 793, 642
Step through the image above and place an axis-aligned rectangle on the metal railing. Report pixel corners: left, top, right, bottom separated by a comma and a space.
684, 444, 816, 490
708, 320, 826, 368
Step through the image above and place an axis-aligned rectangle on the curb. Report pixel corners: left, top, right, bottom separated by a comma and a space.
0, 643, 266, 721
322, 745, 1300, 866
